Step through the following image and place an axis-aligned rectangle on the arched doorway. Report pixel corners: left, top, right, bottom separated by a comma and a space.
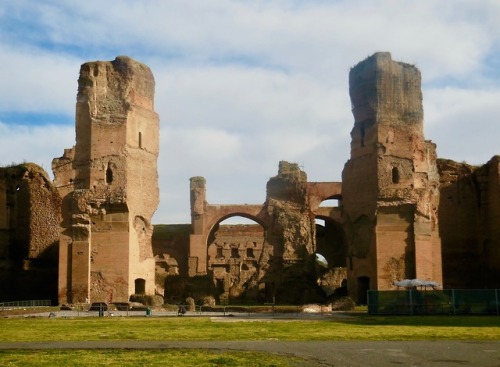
315, 217, 346, 268
206, 215, 265, 304
134, 278, 146, 295
314, 209, 348, 299
319, 198, 340, 208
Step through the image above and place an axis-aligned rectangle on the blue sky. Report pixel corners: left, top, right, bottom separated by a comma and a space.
1, 0, 499, 224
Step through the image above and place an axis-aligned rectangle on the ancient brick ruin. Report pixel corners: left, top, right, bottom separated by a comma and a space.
184, 163, 342, 303
0, 163, 60, 300
52, 56, 159, 304
0, 52, 498, 305
438, 157, 500, 289
342, 52, 442, 302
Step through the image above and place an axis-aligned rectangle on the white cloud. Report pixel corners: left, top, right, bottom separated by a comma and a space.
4, 1, 498, 80
0, 122, 74, 173
0, 0, 499, 224
151, 63, 352, 222
424, 87, 500, 165
155, 65, 345, 131
0, 44, 79, 113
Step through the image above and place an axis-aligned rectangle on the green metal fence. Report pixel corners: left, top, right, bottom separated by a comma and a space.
0, 299, 52, 310
368, 289, 500, 315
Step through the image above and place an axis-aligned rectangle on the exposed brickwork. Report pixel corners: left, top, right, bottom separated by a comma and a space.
0, 163, 60, 301
342, 53, 442, 300
1, 53, 498, 306
53, 56, 159, 304
438, 156, 500, 288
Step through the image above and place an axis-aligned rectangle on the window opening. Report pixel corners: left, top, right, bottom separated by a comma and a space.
392, 167, 400, 184
106, 163, 113, 184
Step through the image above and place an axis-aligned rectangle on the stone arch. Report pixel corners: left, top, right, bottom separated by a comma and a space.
314, 198, 343, 224
205, 213, 266, 303
328, 193, 343, 201
206, 213, 266, 270
305, 182, 342, 213
188, 203, 269, 278
319, 194, 343, 208
207, 212, 268, 234
313, 194, 349, 300
315, 215, 347, 268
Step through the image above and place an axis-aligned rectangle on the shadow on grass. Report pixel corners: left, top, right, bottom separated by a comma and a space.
330, 314, 500, 328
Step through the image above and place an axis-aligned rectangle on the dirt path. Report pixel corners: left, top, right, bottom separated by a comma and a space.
0, 340, 499, 366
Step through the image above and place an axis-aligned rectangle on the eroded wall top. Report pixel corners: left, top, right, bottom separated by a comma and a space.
349, 52, 423, 129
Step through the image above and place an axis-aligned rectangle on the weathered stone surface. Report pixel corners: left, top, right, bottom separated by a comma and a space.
302, 303, 332, 313
265, 162, 315, 261
331, 296, 356, 311
342, 52, 442, 301
318, 267, 347, 296
53, 56, 159, 304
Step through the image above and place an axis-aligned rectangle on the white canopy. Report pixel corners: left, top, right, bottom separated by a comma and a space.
394, 279, 440, 289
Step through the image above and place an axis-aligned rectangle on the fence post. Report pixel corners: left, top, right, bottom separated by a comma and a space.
496, 289, 499, 316
452, 289, 456, 315
409, 290, 413, 316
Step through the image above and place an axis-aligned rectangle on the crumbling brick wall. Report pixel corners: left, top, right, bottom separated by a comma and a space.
0, 163, 60, 301
438, 156, 500, 288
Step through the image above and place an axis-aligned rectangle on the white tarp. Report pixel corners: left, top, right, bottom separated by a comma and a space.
394, 279, 440, 289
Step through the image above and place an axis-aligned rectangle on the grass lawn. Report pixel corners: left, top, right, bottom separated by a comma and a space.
0, 315, 499, 342
1, 314, 499, 366
0, 349, 301, 367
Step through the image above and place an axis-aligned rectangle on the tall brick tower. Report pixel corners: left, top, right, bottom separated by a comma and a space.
53, 56, 159, 304
341, 53, 442, 302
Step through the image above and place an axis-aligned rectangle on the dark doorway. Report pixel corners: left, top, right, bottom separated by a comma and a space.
216, 279, 224, 294
134, 278, 146, 295
357, 276, 370, 305
264, 282, 275, 303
